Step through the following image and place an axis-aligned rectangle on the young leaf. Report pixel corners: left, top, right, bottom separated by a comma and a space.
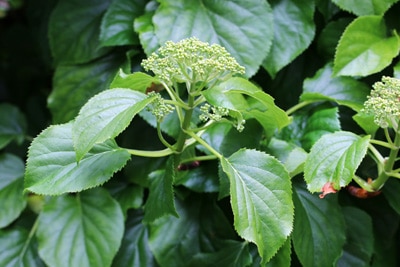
143, 157, 178, 222
292, 181, 346, 267
333, 15, 400, 77
73, 88, 155, 161
0, 153, 27, 228
25, 123, 131, 195
263, 0, 315, 78
152, 0, 273, 77
48, 0, 111, 64
332, 0, 398, 16
99, 0, 147, 47
0, 228, 45, 267
110, 70, 160, 93
0, 104, 27, 149
300, 63, 370, 111
336, 207, 374, 266
112, 210, 157, 267
304, 131, 370, 192
36, 188, 124, 267
220, 149, 293, 264
49, 53, 125, 123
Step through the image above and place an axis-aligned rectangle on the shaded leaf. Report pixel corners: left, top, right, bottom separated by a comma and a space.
333, 15, 400, 77
48, 0, 111, 64
266, 237, 291, 267
73, 88, 154, 160
176, 160, 220, 193
143, 157, 178, 222
304, 131, 370, 192
394, 60, 400, 78
0, 153, 27, 228
152, 0, 273, 77
301, 63, 370, 111
220, 149, 293, 264
25, 123, 131, 195
0, 228, 45, 267
106, 180, 143, 216
332, 0, 399, 16
100, 0, 147, 46
36, 188, 124, 267
383, 178, 400, 215
263, 0, 315, 77
0, 104, 27, 149
292, 181, 346, 267
317, 18, 352, 60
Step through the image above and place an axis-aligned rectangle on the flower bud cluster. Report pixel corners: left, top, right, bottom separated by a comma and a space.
141, 37, 245, 88
147, 92, 174, 122
199, 103, 229, 122
362, 76, 400, 129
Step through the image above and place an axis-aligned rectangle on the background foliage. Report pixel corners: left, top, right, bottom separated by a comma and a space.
1, 0, 400, 266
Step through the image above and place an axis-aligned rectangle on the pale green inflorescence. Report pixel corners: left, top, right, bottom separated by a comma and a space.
363, 76, 400, 129
141, 37, 245, 89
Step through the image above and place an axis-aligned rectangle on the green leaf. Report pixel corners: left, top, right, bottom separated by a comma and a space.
0, 228, 45, 267
99, 0, 147, 47
267, 138, 308, 177
152, 0, 273, 77
394, 60, 400, 78
292, 181, 346, 267
304, 131, 370, 192
317, 18, 352, 60
36, 188, 124, 267
220, 149, 293, 264
203, 77, 290, 133
383, 179, 400, 215
332, 0, 399, 16
134, 1, 160, 55
352, 112, 380, 135
25, 123, 131, 195
48, 0, 111, 64
149, 195, 237, 267
48, 53, 125, 123
110, 70, 160, 93
301, 63, 370, 111
263, 0, 315, 78
143, 157, 177, 222
73, 88, 154, 161
0, 103, 27, 149
336, 207, 374, 266
106, 180, 143, 216
333, 15, 400, 77
0, 153, 27, 228
266, 237, 291, 267
176, 160, 219, 193
189, 240, 252, 267
112, 210, 157, 267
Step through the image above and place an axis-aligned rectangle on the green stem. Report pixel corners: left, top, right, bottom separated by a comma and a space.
371, 126, 400, 190
185, 130, 222, 159
157, 122, 174, 150
126, 148, 174, 157
179, 154, 218, 164
369, 139, 393, 149
286, 100, 313, 116
20, 217, 39, 257
353, 175, 374, 191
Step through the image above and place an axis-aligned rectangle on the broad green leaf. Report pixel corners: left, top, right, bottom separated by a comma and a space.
48, 53, 125, 123
220, 149, 293, 264
99, 0, 147, 47
0, 154, 27, 228
0, 228, 45, 267
394, 60, 400, 78
143, 157, 178, 222
203, 77, 290, 133
317, 18, 352, 60
333, 15, 400, 77
73, 88, 154, 161
149, 195, 237, 267
332, 0, 399, 16
336, 207, 374, 266
152, 0, 273, 77
48, 0, 111, 64
134, 1, 160, 55
301, 63, 370, 111
267, 138, 308, 177
25, 123, 131, 195
304, 131, 370, 192
112, 210, 157, 267
176, 160, 219, 193
36, 188, 124, 267
189, 240, 252, 267
106, 180, 143, 216
292, 181, 346, 267
0, 103, 27, 149
263, 0, 315, 78
383, 179, 400, 215
352, 112, 380, 135
301, 107, 340, 150
315, 0, 340, 22
110, 70, 160, 93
